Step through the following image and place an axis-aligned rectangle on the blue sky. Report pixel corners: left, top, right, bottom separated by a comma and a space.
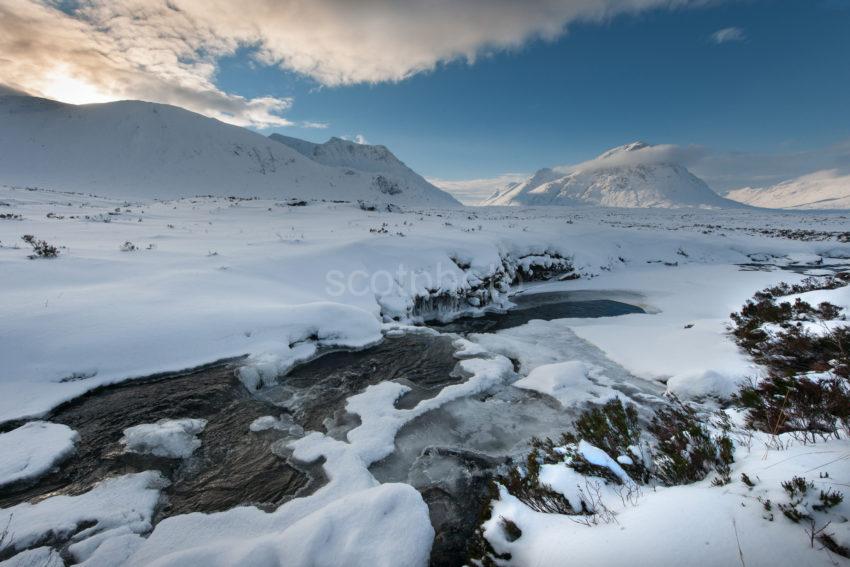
4, 0, 849, 196
214, 0, 850, 183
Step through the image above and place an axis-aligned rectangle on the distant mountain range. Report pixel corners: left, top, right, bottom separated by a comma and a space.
725, 169, 850, 210
484, 142, 743, 209
0, 92, 459, 207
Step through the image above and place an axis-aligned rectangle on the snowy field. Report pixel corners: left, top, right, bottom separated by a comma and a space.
1, 184, 849, 565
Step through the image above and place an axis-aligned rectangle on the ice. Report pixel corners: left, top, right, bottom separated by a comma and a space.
120, 418, 207, 459
513, 360, 624, 408
0, 421, 78, 487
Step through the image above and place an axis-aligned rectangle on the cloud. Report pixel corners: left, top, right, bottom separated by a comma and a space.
429, 173, 529, 205
559, 142, 708, 173
340, 134, 369, 144
1, 0, 709, 127
300, 121, 330, 129
710, 26, 746, 44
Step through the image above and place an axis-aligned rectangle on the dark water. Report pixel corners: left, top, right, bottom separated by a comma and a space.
0, 361, 321, 516
256, 333, 463, 429
432, 292, 644, 334
2, 293, 645, 565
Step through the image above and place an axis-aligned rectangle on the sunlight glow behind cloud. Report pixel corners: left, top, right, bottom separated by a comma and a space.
1, 0, 708, 128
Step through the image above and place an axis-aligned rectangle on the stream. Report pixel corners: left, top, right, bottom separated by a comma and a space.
0, 291, 652, 566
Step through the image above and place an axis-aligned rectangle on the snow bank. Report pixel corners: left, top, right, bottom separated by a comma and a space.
0, 471, 167, 556
521, 264, 795, 399
0, 421, 78, 487
0, 547, 65, 567
120, 418, 207, 459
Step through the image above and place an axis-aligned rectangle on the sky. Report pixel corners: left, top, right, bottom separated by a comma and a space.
1, 0, 849, 202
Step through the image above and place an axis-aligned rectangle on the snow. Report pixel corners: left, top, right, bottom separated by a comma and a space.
0, 547, 65, 567
120, 418, 207, 459
1, 166, 850, 564
577, 440, 633, 485
0, 421, 78, 487
0, 471, 167, 556
485, 432, 850, 566
726, 169, 850, 210
0, 94, 459, 207
484, 142, 740, 209
517, 264, 799, 400
3, 185, 847, 422
513, 361, 624, 408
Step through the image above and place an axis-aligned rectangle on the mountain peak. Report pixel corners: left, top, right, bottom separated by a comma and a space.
484, 142, 740, 209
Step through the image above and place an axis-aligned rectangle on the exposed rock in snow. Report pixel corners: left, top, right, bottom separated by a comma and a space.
0, 93, 459, 207
0, 421, 78, 488
725, 169, 850, 210
120, 418, 207, 459
484, 142, 740, 209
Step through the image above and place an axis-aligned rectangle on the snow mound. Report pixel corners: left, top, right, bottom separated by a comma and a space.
0, 94, 459, 207
726, 169, 850, 210
484, 142, 740, 209
0, 547, 65, 567
513, 360, 623, 408
0, 471, 167, 556
0, 421, 78, 487
120, 418, 207, 458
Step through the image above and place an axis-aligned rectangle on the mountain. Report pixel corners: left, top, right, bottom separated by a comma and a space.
0, 92, 460, 207
269, 133, 453, 204
484, 141, 741, 209
725, 169, 850, 210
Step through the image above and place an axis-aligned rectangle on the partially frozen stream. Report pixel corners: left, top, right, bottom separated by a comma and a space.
1, 292, 655, 566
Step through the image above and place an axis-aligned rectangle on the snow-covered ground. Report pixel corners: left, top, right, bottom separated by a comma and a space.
1, 185, 849, 565
484, 428, 850, 566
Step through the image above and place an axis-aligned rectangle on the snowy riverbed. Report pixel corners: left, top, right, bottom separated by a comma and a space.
1, 186, 849, 565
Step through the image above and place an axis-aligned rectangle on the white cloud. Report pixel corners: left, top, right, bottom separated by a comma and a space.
710, 26, 746, 44
340, 134, 369, 145
559, 142, 708, 173
429, 173, 529, 205
1, 0, 710, 127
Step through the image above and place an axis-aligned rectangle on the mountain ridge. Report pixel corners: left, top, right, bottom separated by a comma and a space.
0, 93, 460, 207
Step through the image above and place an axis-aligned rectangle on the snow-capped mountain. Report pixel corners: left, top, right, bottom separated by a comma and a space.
269, 133, 449, 203
725, 169, 850, 210
484, 141, 741, 208
0, 92, 459, 207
